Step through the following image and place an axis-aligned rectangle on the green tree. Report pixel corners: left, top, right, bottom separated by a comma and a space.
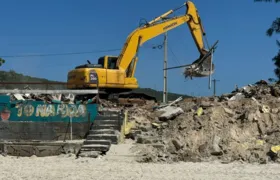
255, 0, 280, 79
267, 17, 280, 79
0, 58, 5, 66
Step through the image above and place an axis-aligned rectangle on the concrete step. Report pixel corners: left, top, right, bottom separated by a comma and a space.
94, 119, 118, 122
97, 111, 121, 116
95, 115, 120, 121
83, 140, 111, 146
89, 129, 116, 135
86, 134, 118, 144
80, 144, 110, 152
93, 120, 120, 126
91, 124, 120, 131
79, 151, 101, 158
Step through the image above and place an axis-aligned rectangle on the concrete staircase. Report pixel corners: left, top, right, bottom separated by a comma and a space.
78, 110, 124, 158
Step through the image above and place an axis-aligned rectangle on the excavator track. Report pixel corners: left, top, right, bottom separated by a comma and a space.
75, 90, 157, 106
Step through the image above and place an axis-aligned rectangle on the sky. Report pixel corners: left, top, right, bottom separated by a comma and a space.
0, 0, 279, 97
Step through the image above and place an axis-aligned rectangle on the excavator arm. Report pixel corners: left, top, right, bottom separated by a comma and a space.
116, 1, 213, 78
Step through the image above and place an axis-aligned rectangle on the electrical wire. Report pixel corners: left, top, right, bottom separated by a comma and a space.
139, 18, 149, 27
1, 48, 122, 58
147, 37, 182, 66
1, 43, 166, 58
167, 45, 181, 65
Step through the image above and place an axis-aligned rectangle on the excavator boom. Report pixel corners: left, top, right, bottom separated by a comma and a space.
116, 1, 213, 78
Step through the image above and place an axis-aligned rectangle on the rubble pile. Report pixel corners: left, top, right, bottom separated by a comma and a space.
126, 81, 280, 164
5, 87, 97, 104
10, 93, 75, 103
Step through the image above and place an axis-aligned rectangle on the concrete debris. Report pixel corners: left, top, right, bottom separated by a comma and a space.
13, 94, 25, 101
261, 105, 270, 113
210, 135, 223, 156
272, 108, 279, 114
172, 138, 184, 151
158, 106, 184, 121
119, 82, 280, 164
156, 96, 183, 109
223, 107, 234, 116
52, 94, 62, 101
229, 93, 245, 101
64, 94, 75, 102
3, 88, 98, 104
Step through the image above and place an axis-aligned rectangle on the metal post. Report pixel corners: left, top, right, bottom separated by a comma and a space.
96, 75, 100, 104
88, 112, 91, 132
70, 117, 73, 141
212, 79, 220, 97
163, 32, 168, 103
208, 48, 214, 89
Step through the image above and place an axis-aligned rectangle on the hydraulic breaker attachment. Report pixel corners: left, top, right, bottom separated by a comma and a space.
163, 40, 218, 79
184, 40, 218, 79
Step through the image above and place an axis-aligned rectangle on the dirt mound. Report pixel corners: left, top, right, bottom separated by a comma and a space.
126, 81, 280, 164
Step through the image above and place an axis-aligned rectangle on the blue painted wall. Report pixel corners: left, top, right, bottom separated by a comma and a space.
0, 95, 98, 122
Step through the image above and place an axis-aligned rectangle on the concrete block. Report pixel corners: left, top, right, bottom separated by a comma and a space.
158, 106, 184, 121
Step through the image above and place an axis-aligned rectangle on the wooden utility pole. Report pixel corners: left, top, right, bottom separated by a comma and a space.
163, 32, 168, 103
212, 79, 220, 97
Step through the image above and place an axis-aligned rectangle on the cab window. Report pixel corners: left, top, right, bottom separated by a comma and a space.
97, 57, 105, 68
107, 57, 118, 69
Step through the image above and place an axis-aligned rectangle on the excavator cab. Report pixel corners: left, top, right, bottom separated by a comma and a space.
73, 56, 117, 70
67, 55, 128, 89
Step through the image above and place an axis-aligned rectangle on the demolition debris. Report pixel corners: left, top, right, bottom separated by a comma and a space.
118, 80, 280, 164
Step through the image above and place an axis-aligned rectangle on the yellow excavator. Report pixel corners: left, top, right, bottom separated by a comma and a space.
67, 1, 217, 102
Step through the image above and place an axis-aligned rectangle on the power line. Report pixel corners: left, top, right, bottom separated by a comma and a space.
167, 45, 181, 65
1, 48, 122, 58
0, 43, 165, 58
0, 41, 185, 59
4, 42, 106, 47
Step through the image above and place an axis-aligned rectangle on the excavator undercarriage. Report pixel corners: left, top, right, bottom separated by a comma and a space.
74, 89, 157, 106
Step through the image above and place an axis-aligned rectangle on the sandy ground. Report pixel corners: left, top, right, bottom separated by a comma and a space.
1, 141, 280, 180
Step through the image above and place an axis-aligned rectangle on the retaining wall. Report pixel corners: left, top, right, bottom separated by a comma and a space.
0, 95, 98, 141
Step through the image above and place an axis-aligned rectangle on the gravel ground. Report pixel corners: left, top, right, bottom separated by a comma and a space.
0, 142, 280, 180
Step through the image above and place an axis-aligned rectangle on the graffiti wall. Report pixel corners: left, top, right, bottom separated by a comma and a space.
0, 95, 98, 122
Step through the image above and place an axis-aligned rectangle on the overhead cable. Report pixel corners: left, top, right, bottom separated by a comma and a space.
1, 48, 122, 58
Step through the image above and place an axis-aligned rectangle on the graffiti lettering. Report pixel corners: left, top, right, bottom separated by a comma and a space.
16, 104, 87, 118
24, 105, 34, 117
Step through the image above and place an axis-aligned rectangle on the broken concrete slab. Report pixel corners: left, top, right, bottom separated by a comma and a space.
229, 93, 245, 101
13, 94, 25, 101
158, 106, 184, 121
136, 136, 160, 144
172, 139, 184, 151
223, 107, 234, 116
210, 136, 223, 156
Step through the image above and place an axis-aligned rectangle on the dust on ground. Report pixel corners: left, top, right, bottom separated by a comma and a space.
1, 140, 280, 180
